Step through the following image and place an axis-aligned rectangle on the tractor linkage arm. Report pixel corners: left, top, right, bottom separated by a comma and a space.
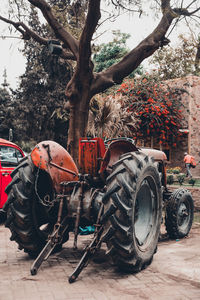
30, 177, 105, 283
30, 181, 75, 276
30, 213, 69, 276
68, 203, 104, 283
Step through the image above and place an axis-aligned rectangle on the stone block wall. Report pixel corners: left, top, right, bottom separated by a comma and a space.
132, 75, 200, 177
163, 76, 200, 177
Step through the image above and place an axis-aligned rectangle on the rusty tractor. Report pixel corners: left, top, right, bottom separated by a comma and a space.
3, 137, 194, 282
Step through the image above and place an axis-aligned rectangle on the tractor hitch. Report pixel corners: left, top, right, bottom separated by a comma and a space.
30, 216, 69, 275
68, 204, 104, 283
30, 189, 69, 276
68, 224, 103, 283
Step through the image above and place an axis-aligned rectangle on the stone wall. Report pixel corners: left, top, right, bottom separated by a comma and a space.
162, 76, 200, 177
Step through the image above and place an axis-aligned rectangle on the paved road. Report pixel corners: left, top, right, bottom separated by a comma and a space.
0, 223, 200, 300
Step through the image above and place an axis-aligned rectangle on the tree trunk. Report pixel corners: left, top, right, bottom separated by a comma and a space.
66, 75, 92, 166
195, 40, 200, 74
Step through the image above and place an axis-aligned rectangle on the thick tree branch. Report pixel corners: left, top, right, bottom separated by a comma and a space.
77, 0, 101, 74
195, 39, 200, 72
90, 0, 200, 96
174, 7, 200, 16
60, 50, 76, 60
28, 0, 79, 58
90, 6, 175, 95
66, 0, 101, 103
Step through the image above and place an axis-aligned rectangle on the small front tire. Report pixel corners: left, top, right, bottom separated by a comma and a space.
165, 188, 194, 239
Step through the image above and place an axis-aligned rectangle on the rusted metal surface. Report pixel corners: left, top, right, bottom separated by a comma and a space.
140, 148, 167, 162
141, 148, 167, 187
31, 141, 79, 192
79, 138, 106, 176
99, 140, 138, 174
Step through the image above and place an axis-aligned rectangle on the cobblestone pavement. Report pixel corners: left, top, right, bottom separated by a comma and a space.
0, 223, 200, 300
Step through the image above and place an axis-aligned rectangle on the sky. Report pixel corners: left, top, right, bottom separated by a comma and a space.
0, 2, 194, 89
0, 37, 25, 89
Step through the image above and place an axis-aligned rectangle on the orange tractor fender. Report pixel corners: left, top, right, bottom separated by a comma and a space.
31, 141, 79, 193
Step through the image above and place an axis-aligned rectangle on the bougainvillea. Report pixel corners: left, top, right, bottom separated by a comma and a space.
116, 75, 187, 147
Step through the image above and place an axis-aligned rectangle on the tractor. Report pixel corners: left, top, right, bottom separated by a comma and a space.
3, 137, 194, 282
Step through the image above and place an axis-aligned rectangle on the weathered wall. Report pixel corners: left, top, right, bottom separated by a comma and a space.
188, 77, 200, 177
155, 76, 200, 177
168, 76, 200, 176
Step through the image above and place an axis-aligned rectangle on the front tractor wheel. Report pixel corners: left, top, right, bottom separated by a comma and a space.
101, 151, 162, 272
3, 156, 66, 257
165, 188, 194, 239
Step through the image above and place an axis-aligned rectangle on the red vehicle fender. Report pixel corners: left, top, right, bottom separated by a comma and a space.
0, 138, 25, 209
99, 141, 167, 186
31, 141, 79, 193
99, 140, 138, 175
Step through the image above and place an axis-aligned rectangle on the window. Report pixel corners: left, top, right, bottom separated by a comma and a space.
0, 146, 23, 167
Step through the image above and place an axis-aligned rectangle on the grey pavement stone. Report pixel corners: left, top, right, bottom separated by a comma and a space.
0, 224, 200, 300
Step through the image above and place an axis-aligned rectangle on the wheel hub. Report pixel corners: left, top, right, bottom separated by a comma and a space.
134, 178, 156, 248
178, 202, 189, 227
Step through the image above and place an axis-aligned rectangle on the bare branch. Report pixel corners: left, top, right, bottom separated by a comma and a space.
0, 35, 22, 40
0, 14, 48, 43
166, 15, 184, 37
0, 13, 77, 61
187, 14, 200, 23
186, 0, 198, 9
195, 39, 200, 72
111, 0, 142, 13
174, 7, 200, 16
28, 0, 79, 58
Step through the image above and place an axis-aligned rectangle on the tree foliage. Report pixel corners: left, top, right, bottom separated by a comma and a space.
11, 2, 83, 146
0, 87, 13, 139
151, 34, 199, 80
93, 30, 143, 77
0, 0, 200, 162
116, 75, 187, 147
87, 95, 138, 138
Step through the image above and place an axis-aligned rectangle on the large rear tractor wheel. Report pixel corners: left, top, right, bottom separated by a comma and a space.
3, 156, 66, 257
165, 188, 194, 239
101, 151, 162, 272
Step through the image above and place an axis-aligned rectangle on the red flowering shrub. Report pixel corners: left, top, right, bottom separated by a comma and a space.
117, 75, 186, 147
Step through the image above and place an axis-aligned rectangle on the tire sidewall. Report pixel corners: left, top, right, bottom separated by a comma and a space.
131, 164, 162, 261
165, 189, 194, 239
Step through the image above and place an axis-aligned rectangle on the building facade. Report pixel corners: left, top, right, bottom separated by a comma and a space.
138, 76, 200, 176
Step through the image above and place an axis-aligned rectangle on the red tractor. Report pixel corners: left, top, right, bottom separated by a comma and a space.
3, 138, 194, 282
